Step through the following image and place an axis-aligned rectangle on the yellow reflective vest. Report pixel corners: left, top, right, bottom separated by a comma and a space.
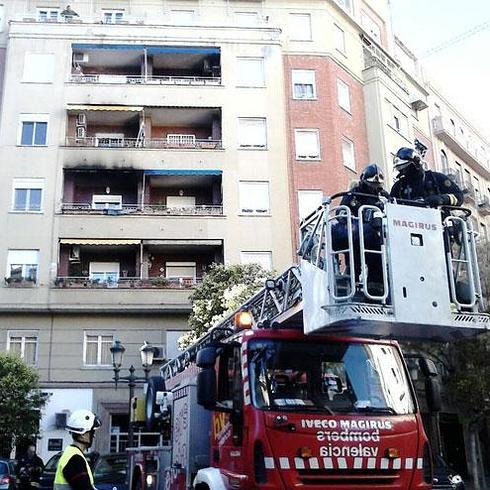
54, 445, 94, 490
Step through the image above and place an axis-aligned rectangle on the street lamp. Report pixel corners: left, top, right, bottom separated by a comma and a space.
110, 340, 156, 448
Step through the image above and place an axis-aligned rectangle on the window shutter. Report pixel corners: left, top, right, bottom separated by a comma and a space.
296, 131, 320, 159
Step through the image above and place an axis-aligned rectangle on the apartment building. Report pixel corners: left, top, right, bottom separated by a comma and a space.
0, 0, 293, 459
428, 84, 490, 240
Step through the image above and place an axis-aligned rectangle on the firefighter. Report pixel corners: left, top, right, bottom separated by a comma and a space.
332, 163, 388, 293
390, 147, 463, 207
54, 409, 101, 490
17, 444, 44, 490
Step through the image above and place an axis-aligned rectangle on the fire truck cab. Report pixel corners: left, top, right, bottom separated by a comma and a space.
141, 198, 488, 490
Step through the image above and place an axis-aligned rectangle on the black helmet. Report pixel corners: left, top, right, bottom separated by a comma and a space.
393, 147, 422, 175
360, 163, 385, 190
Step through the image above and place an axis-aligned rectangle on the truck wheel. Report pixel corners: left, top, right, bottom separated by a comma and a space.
145, 376, 165, 430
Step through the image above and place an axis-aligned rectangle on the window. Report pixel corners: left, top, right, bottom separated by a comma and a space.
37, 8, 60, 22
165, 262, 196, 279
23, 53, 55, 83
386, 102, 408, 137
334, 0, 353, 14
89, 262, 120, 282
235, 11, 259, 25
440, 150, 448, 170
473, 177, 481, 201
295, 129, 320, 160
298, 190, 323, 220
240, 251, 272, 270
289, 13, 312, 41
171, 10, 195, 24
102, 10, 124, 24
239, 181, 270, 214
84, 333, 113, 366
6, 250, 39, 283
92, 195, 122, 210
361, 12, 381, 43
292, 70, 316, 99
166, 196, 196, 208
19, 114, 48, 146
12, 178, 44, 212
7, 332, 38, 365
238, 118, 267, 148
334, 24, 346, 53
341, 137, 355, 170
337, 79, 351, 113
237, 58, 265, 87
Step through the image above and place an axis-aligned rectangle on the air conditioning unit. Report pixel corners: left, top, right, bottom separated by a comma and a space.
55, 412, 67, 429
76, 113, 86, 125
153, 345, 166, 362
73, 52, 89, 64
69, 245, 80, 261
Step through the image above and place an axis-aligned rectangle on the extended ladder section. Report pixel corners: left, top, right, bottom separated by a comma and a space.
161, 267, 302, 382
298, 195, 489, 341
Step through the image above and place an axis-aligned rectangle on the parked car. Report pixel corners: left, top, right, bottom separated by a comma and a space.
39, 452, 126, 490
0, 459, 17, 490
39, 452, 99, 490
432, 455, 466, 490
93, 453, 127, 490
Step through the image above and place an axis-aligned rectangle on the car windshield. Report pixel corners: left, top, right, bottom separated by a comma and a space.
44, 454, 61, 472
249, 339, 415, 415
93, 455, 127, 479
0, 462, 7, 474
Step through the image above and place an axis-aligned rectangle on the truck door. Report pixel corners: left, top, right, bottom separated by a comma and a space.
212, 345, 245, 475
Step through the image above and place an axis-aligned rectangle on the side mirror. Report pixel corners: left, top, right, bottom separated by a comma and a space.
419, 358, 438, 377
425, 377, 442, 412
196, 347, 217, 368
197, 368, 217, 410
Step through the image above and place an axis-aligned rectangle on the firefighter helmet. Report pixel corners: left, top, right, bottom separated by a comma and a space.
66, 409, 101, 435
393, 147, 422, 175
360, 163, 385, 190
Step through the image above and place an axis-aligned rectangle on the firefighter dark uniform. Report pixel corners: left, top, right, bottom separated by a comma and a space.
390, 147, 463, 208
332, 164, 388, 289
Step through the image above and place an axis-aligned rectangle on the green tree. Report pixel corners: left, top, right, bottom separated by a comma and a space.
0, 353, 49, 457
179, 263, 271, 349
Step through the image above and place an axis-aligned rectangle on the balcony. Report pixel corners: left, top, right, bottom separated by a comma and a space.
65, 106, 222, 151
432, 116, 490, 178
60, 169, 223, 217
362, 38, 409, 94
69, 44, 221, 86
55, 239, 223, 290
478, 196, 490, 216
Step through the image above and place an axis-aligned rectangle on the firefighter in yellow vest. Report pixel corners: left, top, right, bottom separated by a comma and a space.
54, 409, 101, 490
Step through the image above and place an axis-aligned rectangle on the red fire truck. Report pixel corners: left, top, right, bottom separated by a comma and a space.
131, 196, 489, 490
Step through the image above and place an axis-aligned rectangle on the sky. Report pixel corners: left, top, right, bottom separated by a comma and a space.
389, 0, 490, 141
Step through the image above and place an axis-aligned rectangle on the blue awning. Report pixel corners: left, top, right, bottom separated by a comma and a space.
72, 44, 220, 55
144, 169, 222, 176
146, 47, 220, 55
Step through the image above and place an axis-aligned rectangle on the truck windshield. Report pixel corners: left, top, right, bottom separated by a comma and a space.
248, 339, 415, 415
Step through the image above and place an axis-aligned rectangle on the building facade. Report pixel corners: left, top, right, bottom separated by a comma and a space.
0, 0, 488, 480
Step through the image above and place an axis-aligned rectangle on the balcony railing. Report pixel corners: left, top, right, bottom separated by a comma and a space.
68, 74, 221, 86
53, 276, 203, 289
65, 137, 222, 150
362, 44, 409, 94
60, 203, 224, 216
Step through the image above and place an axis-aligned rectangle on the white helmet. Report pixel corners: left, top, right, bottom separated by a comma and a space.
66, 409, 101, 435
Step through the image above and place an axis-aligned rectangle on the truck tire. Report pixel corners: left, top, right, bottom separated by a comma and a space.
145, 376, 165, 431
